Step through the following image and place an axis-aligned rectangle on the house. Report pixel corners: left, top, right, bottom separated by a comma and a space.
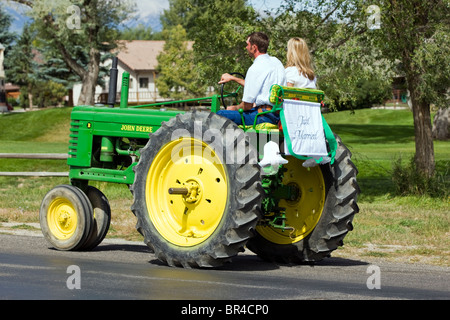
5, 82, 20, 99
73, 40, 193, 106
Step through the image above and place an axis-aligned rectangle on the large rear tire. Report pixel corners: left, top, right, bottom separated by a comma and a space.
131, 111, 263, 268
247, 134, 360, 263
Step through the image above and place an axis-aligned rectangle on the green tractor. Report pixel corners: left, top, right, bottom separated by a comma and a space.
40, 58, 359, 268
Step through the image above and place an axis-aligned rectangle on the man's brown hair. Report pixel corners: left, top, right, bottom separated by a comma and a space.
247, 32, 269, 53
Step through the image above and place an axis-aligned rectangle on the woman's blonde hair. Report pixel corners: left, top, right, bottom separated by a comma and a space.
286, 37, 315, 81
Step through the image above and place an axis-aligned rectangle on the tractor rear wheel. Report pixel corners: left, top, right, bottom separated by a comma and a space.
40, 185, 94, 251
131, 111, 263, 268
247, 134, 360, 263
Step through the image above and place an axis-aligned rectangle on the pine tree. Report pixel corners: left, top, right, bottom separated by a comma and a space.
0, 6, 17, 56
5, 24, 38, 109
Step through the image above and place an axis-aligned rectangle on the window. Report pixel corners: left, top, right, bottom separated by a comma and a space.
139, 77, 149, 89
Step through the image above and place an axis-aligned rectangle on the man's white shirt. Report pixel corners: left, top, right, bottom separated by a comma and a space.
242, 54, 286, 106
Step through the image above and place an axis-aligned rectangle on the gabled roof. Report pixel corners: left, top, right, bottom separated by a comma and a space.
115, 40, 164, 71
115, 40, 194, 72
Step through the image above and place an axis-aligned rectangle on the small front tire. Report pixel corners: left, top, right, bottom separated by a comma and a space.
40, 185, 94, 251
80, 186, 111, 250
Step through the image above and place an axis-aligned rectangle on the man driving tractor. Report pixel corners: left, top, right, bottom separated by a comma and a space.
217, 32, 286, 126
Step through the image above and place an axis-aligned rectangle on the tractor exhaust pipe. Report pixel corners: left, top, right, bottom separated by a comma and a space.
107, 57, 118, 108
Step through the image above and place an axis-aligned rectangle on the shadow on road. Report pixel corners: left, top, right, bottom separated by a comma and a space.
311, 257, 369, 267
80, 239, 369, 271
91, 243, 152, 254
146, 252, 369, 271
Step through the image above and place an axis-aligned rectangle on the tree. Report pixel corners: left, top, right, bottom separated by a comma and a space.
160, 0, 258, 87
5, 23, 38, 109
36, 39, 114, 106
372, 0, 450, 177
160, 0, 203, 37
265, 0, 448, 177
0, 4, 17, 101
34, 41, 84, 107
13, 0, 134, 105
412, 22, 450, 141
261, 0, 393, 109
0, 5, 17, 58
156, 25, 206, 100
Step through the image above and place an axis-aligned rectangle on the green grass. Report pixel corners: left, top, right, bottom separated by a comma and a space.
0, 107, 72, 153
1, 107, 449, 265
322, 109, 449, 265
324, 109, 450, 200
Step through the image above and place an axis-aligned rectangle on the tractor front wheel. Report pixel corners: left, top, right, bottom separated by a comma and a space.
40, 185, 94, 251
80, 186, 111, 250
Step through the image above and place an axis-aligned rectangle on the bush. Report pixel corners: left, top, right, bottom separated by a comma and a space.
391, 156, 449, 198
7, 97, 19, 107
19, 80, 67, 109
320, 77, 392, 111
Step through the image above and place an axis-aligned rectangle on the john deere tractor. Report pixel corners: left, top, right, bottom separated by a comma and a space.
40, 58, 359, 268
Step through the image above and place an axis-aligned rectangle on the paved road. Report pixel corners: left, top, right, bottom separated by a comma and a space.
1, 233, 449, 304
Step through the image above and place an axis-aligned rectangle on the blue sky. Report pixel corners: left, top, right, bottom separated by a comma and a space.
1, 0, 284, 34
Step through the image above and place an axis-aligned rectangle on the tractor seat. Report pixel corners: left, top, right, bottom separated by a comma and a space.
238, 85, 325, 134
239, 122, 280, 132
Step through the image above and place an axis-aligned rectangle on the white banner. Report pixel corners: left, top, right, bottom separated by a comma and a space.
283, 99, 328, 157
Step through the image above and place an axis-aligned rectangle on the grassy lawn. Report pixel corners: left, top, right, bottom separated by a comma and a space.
323, 109, 449, 266
0, 107, 448, 266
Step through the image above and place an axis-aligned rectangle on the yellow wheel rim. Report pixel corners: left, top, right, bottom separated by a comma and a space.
47, 197, 78, 240
257, 157, 325, 244
146, 137, 228, 247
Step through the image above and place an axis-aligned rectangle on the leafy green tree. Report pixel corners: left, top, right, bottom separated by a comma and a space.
160, 0, 202, 37
371, 0, 450, 177
264, 0, 448, 177
156, 24, 206, 100
19, 79, 67, 108
260, 0, 393, 110
36, 39, 114, 106
160, 0, 258, 87
13, 0, 134, 105
269, 0, 449, 177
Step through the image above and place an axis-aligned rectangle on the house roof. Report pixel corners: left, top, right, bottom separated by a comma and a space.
115, 40, 194, 72
5, 83, 20, 91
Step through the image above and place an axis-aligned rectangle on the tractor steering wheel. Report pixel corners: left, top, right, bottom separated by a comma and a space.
220, 72, 245, 108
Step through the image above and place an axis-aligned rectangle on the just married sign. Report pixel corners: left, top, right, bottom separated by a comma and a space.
281, 99, 328, 157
